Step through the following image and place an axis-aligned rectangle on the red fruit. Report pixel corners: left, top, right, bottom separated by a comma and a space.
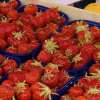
68, 86, 84, 97
72, 52, 89, 69
30, 39, 39, 50
8, 70, 26, 83
0, 68, 3, 75
0, 54, 5, 64
7, 31, 29, 47
37, 50, 52, 63
2, 59, 17, 73
14, 81, 31, 100
3, 59, 18, 73
86, 87, 100, 100
0, 2, 10, 14
31, 82, 57, 100
0, 38, 7, 49
0, 32, 6, 39
31, 17, 39, 27
36, 16, 46, 27
62, 25, 76, 39
57, 70, 70, 88
42, 63, 59, 88
47, 23, 58, 33
24, 5, 38, 14
25, 68, 42, 85
23, 27, 35, 40
80, 44, 96, 59
78, 78, 90, 90
60, 95, 72, 100
6, 46, 17, 54
93, 50, 100, 63
75, 96, 86, 100
54, 36, 76, 50
90, 26, 100, 40
23, 59, 43, 71
52, 52, 71, 70
9, 0, 19, 8
7, 9, 19, 20
89, 64, 100, 73
43, 39, 59, 54
17, 90, 31, 100
48, 8, 60, 20
2, 80, 14, 88
37, 29, 51, 42
0, 85, 14, 100
65, 45, 79, 59
4, 23, 16, 33
17, 43, 31, 55
94, 42, 100, 50
20, 14, 33, 25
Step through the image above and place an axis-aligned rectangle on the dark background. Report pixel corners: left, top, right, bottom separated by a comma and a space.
74, 0, 96, 8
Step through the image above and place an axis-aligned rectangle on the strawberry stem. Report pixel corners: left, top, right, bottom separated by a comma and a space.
45, 38, 59, 54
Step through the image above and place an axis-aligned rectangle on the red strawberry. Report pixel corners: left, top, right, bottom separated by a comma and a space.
57, 70, 70, 88
17, 43, 31, 55
8, 70, 26, 83
89, 64, 100, 74
62, 25, 76, 39
80, 44, 96, 59
90, 26, 100, 41
72, 52, 89, 69
0, 38, 7, 49
41, 63, 59, 88
23, 59, 43, 72
14, 81, 31, 100
25, 68, 42, 85
2, 80, 14, 88
37, 50, 52, 63
65, 45, 79, 59
24, 5, 38, 15
7, 9, 19, 20
52, 51, 71, 70
31, 82, 57, 100
93, 50, 100, 63
6, 46, 17, 54
37, 28, 51, 42
2, 59, 17, 73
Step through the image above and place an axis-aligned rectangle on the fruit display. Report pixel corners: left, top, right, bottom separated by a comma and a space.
0, 0, 100, 100
37, 21, 100, 71
0, 59, 71, 100
0, 2, 68, 57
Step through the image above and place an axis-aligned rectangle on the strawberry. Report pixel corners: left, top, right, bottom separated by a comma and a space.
93, 50, 100, 63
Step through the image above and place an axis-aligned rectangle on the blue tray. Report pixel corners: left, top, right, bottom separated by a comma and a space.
0, 45, 41, 63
